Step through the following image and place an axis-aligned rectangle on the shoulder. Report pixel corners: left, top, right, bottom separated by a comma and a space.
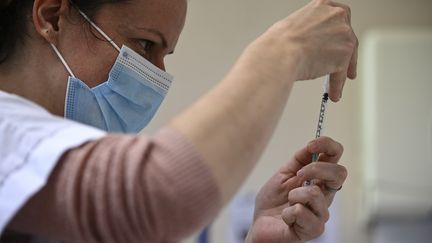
0, 90, 49, 116
0, 90, 101, 144
0, 90, 103, 135
0, 90, 107, 168
0, 90, 106, 234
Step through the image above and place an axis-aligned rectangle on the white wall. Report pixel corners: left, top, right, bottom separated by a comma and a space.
144, 1, 432, 242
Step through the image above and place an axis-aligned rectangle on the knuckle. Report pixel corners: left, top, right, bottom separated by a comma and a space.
346, 5, 352, 16
338, 3, 352, 16
309, 186, 321, 198
349, 33, 357, 46
335, 65, 345, 73
339, 166, 348, 180
325, 137, 337, 150
288, 189, 296, 201
313, 138, 323, 150
269, 21, 285, 35
294, 204, 304, 216
310, 164, 319, 173
348, 30, 357, 44
342, 24, 353, 36
334, 6, 347, 18
273, 19, 286, 30
334, 166, 348, 184
346, 42, 356, 54
320, 136, 332, 144
342, 39, 356, 56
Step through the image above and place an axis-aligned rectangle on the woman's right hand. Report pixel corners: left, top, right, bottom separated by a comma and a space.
170, 0, 357, 205
238, 0, 358, 102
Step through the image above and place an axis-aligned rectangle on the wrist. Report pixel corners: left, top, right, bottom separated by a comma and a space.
238, 36, 303, 85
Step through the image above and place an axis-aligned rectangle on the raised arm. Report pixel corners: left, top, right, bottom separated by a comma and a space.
169, 0, 357, 204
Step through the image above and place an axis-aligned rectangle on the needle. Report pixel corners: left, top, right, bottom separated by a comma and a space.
303, 75, 330, 187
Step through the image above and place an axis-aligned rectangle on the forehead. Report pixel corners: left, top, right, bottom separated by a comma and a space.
98, 0, 187, 43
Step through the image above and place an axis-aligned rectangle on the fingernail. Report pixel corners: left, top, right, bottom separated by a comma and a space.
331, 94, 340, 102
308, 141, 318, 151
297, 169, 304, 177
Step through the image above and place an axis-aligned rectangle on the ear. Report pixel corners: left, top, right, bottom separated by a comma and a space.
32, 0, 71, 45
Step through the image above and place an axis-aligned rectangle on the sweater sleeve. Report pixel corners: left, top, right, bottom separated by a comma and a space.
8, 127, 221, 243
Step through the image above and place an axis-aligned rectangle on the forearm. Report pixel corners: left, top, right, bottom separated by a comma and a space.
169, 43, 299, 204
168, 0, 359, 206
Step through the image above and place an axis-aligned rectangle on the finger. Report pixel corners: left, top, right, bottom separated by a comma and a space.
287, 144, 314, 174
328, 2, 358, 79
347, 33, 359, 79
325, 2, 354, 101
287, 137, 343, 173
297, 162, 348, 190
293, 144, 313, 166
328, 1, 351, 24
329, 71, 347, 102
288, 186, 330, 222
282, 204, 325, 239
308, 136, 344, 163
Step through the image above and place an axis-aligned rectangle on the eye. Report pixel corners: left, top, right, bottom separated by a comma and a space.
139, 39, 155, 52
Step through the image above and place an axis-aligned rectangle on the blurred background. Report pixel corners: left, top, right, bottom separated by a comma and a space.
143, 0, 432, 242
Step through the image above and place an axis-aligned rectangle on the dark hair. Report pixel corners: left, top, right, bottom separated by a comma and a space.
0, 0, 127, 64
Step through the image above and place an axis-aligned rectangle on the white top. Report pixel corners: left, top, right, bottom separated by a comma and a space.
0, 90, 106, 234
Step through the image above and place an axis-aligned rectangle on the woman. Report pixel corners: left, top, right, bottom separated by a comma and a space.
0, 0, 357, 242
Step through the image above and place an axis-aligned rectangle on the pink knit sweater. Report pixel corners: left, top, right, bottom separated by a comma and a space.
5, 128, 221, 243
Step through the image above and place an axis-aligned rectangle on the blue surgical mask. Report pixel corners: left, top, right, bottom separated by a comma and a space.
51, 8, 173, 133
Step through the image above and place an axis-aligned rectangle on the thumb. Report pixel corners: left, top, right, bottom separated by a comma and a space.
283, 141, 316, 174
282, 206, 297, 226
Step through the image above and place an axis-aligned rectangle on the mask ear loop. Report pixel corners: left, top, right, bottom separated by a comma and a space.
76, 9, 121, 52
50, 43, 76, 78
50, 43, 76, 117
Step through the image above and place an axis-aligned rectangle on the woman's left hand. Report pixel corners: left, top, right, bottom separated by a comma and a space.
245, 137, 347, 243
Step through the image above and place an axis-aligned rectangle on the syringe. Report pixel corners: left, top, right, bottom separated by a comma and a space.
303, 75, 330, 187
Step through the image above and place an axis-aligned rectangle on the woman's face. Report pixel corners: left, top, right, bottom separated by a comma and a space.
58, 0, 187, 88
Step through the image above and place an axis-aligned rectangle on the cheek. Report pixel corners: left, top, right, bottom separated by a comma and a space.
80, 52, 117, 87
66, 38, 118, 88
57, 19, 118, 87
155, 58, 166, 71
83, 58, 116, 87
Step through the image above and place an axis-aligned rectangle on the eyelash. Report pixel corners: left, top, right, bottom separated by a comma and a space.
139, 40, 155, 52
